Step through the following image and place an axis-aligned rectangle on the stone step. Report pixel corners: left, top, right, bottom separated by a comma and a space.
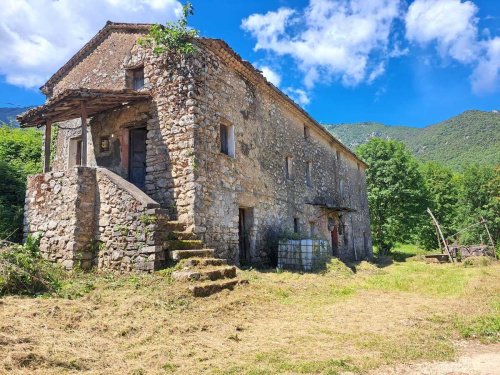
188, 279, 241, 297
165, 221, 187, 231
172, 266, 237, 282
179, 257, 228, 268
170, 248, 215, 260
171, 231, 198, 241
164, 240, 204, 250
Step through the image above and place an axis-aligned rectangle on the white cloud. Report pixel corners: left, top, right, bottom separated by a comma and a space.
242, 0, 403, 88
405, 0, 479, 63
256, 65, 282, 86
284, 87, 310, 106
405, 0, 499, 94
471, 37, 500, 94
0, 0, 182, 89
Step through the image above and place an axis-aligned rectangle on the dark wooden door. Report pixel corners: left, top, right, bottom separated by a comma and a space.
129, 128, 147, 189
239, 208, 249, 265
331, 226, 339, 257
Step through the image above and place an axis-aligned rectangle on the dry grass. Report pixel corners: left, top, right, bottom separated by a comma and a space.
0, 256, 499, 375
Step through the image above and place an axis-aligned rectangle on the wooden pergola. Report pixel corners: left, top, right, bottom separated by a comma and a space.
17, 88, 151, 172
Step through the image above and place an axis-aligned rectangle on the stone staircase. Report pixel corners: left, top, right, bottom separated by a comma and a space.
163, 221, 247, 297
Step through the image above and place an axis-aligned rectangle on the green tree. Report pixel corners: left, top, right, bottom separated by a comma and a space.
356, 138, 428, 254
456, 165, 499, 246
416, 162, 460, 250
0, 125, 42, 242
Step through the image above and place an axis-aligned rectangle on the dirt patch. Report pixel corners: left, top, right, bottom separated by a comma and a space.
364, 342, 500, 375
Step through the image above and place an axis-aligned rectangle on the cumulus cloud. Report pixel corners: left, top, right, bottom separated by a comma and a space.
242, 0, 403, 88
405, 0, 498, 93
256, 65, 282, 87
471, 37, 500, 94
405, 0, 479, 63
0, 0, 182, 89
284, 87, 310, 106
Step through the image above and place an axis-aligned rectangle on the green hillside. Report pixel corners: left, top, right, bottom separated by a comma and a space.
0, 107, 31, 127
325, 110, 500, 170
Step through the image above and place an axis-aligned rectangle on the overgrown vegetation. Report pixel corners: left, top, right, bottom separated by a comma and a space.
0, 234, 62, 296
0, 125, 42, 242
138, 2, 199, 55
357, 138, 499, 253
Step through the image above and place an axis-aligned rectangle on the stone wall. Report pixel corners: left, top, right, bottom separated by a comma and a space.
24, 167, 96, 269
95, 168, 167, 272
24, 167, 167, 272
189, 46, 372, 264
49, 31, 144, 97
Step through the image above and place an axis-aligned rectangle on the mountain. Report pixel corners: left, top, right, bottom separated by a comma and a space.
0, 107, 32, 127
325, 110, 500, 170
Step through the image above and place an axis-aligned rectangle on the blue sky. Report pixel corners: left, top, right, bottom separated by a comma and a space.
1, 0, 499, 127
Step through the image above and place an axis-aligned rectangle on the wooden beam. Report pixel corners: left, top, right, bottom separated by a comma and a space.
427, 208, 453, 262
43, 121, 52, 173
80, 100, 88, 166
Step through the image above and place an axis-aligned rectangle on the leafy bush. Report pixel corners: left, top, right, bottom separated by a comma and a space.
0, 235, 62, 296
0, 125, 42, 242
138, 2, 199, 55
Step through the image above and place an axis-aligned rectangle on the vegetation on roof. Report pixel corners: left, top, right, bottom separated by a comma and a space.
138, 2, 199, 55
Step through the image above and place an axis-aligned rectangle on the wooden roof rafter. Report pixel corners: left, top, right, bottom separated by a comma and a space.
17, 88, 151, 127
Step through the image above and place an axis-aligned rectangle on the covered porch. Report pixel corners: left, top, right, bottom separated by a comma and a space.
18, 88, 151, 187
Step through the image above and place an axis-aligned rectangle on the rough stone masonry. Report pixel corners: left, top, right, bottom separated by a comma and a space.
22, 22, 372, 271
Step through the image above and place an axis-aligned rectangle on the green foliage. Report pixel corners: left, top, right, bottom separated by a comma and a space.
0, 125, 42, 242
138, 2, 199, 56
326, 110, 500, 170
416, 162, 459, 250
455, 165, 499, 246
456, 313, 500, 343
356, 138, 428, 254
0, 234, 63, 296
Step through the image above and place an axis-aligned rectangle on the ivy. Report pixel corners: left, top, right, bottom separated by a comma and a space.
138, 2, 199, 56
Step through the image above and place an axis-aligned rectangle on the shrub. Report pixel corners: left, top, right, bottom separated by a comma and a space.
463, 256, 493, 267
0, 235, 62, 296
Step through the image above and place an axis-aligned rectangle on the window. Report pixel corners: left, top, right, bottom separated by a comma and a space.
304, 125, 310, 140
220, 123, 235, 157
336, 150, 341, 161
69, 137, 82, 167
306, 161, 312, 186
294, 218, 299, 234
127, 66, 144, 90
100, 136, 110, 152
339, 179, 345, 197
357, 162, 361, 171
309, 221, 316, 237
285, 156, 293, 179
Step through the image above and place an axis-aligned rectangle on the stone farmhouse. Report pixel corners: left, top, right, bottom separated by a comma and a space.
19, 22, 372, 272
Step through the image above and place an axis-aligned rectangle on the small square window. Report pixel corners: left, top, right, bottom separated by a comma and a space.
306, 161, 312, 186
285, 156, 293, 179
100, 137, 110, 152
127, 67, 144, 90
220, 123, 235, 157
304, 125, 310, 140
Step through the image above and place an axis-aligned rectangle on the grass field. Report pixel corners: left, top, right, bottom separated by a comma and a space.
0, 245, 499, 374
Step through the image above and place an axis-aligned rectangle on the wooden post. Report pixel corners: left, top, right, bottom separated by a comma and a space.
427, 208, 453, 263
80, 100, 88, 166
482, 217, 497, 259
44, 120, 52, 173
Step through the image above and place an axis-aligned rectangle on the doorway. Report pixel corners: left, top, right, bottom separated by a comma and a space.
331, 224, 339, 257
129, 128, 147, 189
238, 207, 253, 265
